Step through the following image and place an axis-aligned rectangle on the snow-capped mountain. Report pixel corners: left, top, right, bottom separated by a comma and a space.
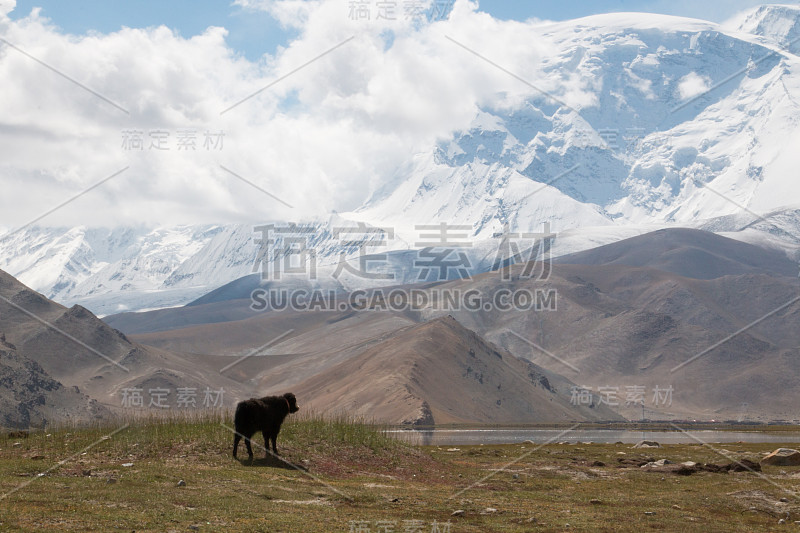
3, 6, 800, 315
0, 225, 245, 314
729, 4, 800, 54
351, 10, 800, 233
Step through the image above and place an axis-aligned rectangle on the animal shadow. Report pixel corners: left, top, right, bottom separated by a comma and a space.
237, 453, 308, 471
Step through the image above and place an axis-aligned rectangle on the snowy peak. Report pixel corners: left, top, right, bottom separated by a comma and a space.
0, 225, 247, 315
731, 4, 800, 54
358, 13, 800, 233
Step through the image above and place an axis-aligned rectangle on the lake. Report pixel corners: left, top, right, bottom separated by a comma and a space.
387, 428, 800, 446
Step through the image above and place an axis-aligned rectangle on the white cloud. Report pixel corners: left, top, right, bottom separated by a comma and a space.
0, 0, 581, 230
0, 0, 16, 17
677, 72, 712, 100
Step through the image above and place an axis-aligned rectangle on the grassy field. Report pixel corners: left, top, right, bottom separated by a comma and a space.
1, 413, 799, 532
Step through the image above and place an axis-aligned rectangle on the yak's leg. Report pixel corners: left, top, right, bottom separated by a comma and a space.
232, 433, 242, 458
271, 433, 278, 455
263, 432, 271, 457
244, 436, 254, 460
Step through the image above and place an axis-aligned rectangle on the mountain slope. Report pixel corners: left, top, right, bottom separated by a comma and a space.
0, 268, 251, 427
0, 270, 109, 427
0, 343, 108, 429
126, 305, 619, 424
729, 4, 800, 54
555, 227, 799, 279
290, 316, 621, 424
431, 261, 800, 421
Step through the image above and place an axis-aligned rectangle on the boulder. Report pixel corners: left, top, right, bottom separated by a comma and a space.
641, 459, 672, 468
727, 459, 762, 472
633, 440, 661, 448
761, 448, 800, 467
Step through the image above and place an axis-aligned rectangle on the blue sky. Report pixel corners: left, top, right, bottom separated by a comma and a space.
9, 0, 784, 61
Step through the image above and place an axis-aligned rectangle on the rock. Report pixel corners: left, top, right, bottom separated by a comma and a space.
591, 461, 606, 467
590, 499, 602, 505
480, 507, 498, 515
644, 511, 656, 516
637, 458, 762, 476
761, 448, 800, 467
106, 477, 117, 485
778, 519, 785, 524
177, 480, 186, 487
779, 497, 789, 503
451, 510, 465, 517
675, 465, 699, 476
634, 440, 661, 449
727, 459, 761, 472
672, 505, 681, 510
28, 454, 45, 460
641, 459, 671, 468
12, 442, 21, 447
189, 526, 199, 531
511, 473, 519, 479
121, 463, 133, 467
82, 469, 91, 477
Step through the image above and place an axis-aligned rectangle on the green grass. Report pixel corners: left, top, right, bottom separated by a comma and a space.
1, 415, 799, 532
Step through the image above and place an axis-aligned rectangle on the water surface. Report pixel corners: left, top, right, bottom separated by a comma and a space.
387, 428, 800, 446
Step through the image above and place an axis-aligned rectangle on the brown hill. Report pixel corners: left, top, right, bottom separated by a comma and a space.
126, 304, 620, 423
433, 263, 800, 421
0, 342, 108, 429
107, 228, 800, 422
0, 269, 249, 428
289, 316, 621, 424
555, 227, 798, 279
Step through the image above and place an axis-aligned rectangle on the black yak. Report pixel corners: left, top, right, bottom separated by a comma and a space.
232, 392, 299, 460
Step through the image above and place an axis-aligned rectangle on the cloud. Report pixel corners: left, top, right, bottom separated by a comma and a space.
0, 0, 576, 230
677, 72, 712, 100
0, 0, 16, 16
